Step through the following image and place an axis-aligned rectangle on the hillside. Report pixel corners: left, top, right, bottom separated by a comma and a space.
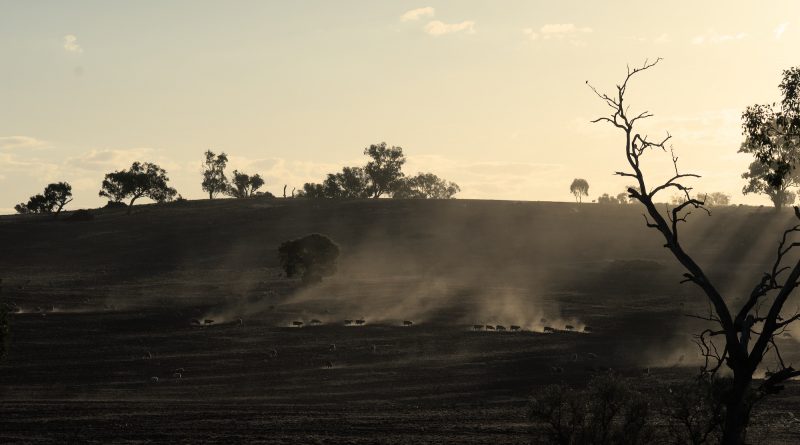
1, 198, 799, 443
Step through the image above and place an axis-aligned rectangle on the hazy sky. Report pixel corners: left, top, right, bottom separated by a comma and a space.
2, 1, 799, 213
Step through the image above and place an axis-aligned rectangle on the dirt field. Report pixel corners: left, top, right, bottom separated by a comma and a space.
0, 199, 798, 443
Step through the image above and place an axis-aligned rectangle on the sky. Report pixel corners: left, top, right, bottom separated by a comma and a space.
1, 0, 799, 213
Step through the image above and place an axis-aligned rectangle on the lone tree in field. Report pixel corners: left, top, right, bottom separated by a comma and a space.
99, 162, 177, 214
15, 182, 73, 217
393, 172, 461, 199
742, 160, 799, 209
740, 67, 800, 210
588, 59, 800, 444
278, 234, 340, 283
225, 170, 265, 198
569, 178, 589, 203
201, 150, 229, 199
364, 142, 406, 198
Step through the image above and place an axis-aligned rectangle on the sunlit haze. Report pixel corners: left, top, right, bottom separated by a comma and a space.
2, 0, 799, 212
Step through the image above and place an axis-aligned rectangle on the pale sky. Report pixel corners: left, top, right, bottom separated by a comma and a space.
2, 0, 799, 213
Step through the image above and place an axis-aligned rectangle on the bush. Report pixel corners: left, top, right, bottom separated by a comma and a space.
528, 372, 654, 445
278, 234, 340, 283
103, 200, 128, 210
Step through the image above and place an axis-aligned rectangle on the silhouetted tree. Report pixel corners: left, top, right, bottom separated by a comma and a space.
323, 166, 371, 198
701, 192, 732, 207
393, 173, 460, 199
297, 182, 325, 198
15, 182, 73, 217
570, 178, 589, 203
364, 142, 406, 197
740, 67, 800, 209
226, 170, 265, 198
589, 59, 800, 444
742, 160, 799, 209
99, 162, 177, 214
201, 150, 229, 199
278, 234, 340, 283
596, 193, 620, 204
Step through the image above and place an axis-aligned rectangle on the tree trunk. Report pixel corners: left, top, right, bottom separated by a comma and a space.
127, 196, 139, 215
721, 374, 752, 445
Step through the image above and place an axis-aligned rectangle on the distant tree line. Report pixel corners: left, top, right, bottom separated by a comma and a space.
297, 142, 460, 199
201, 150, 270, 199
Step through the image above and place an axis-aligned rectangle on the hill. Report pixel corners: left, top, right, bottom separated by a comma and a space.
0, 198, 798, 443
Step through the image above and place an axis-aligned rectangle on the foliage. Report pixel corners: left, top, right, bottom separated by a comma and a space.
226, 170, 265, 198
99, 162, 177, 213
201, 150, 229, 199
570, 178, 589, 203
15, 182, 73, 217
393, 173, 461, 199
278, 234, 340, 283
297, 182, 325, 198
597, 193, 623, 204
700, 192, 731, 207
528, 373, 654, 445
364, 142, 406, 197
740, 67, 800, 209
741, 160, 799, 208
660, 376, 729, 445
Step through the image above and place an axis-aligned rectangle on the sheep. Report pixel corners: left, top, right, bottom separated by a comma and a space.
150, 376, 159, 383
485, 325, 495, 331
328, 344, 336, 352
403, 320, 413, 327
172, 368, 185, 374
472, 324, 484, 330
172, 372, 182, 379
496, 325, 506, 331
266, 348, 278, 358
292, 321, 304, 327
143, 351, 153, 360
543, 326, 555, 333
564, 325, 575, 331
324, 360, 334, 368
355, 319, 366, 325
510, 325, 521, 332
344, 319, 353, 325
310, 319, 322, 325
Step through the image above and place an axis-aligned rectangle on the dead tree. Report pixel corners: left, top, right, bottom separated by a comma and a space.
588, 58, 800, 445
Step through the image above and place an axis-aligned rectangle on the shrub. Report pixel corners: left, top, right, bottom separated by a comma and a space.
278, 234, 340, 283
528, 372, 654, 445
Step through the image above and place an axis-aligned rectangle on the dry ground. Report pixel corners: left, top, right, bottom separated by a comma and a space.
0, 198, 798, 444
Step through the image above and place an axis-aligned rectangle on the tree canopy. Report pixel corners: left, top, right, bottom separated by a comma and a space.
569, 178, 589, 203
278, 233, 340, 283
15, 182, 73, 217
298, 143, 460, 200
740, 67, 800, 208
226, 170, 265, 198
363, 142, 406, 198
201, 150, 229, 199
99, 162, 177, 213
393, 173, 460, 199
